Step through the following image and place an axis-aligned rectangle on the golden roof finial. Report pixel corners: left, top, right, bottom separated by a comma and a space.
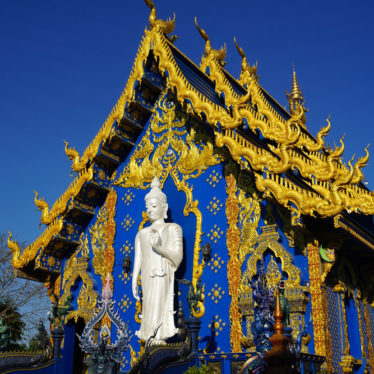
195, 17, 226, 65
144, 0, 175, 35
233, 37, 257, 80
290, 64, 303, 101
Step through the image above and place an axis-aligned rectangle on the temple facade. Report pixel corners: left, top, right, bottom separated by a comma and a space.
6, 2, 374, 373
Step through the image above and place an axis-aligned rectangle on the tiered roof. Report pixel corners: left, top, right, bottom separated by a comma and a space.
8, 1, 374, 279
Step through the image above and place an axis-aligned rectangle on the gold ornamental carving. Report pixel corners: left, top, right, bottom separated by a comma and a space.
61, 234, 97, 323
364, 300, 374, 371
90, 205, 107, 281
237, 189, 261, 265
20, 4, 374, 271
306, 242, 333, 369
8, 219, 64, 269
34, 167, 94, 225
240, 224, 309, 351
114, 94, 220, 318
225, 174, 243, 352
89, 188, 117, 285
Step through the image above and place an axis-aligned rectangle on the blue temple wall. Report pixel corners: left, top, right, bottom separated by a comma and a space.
57, 92, 325, 370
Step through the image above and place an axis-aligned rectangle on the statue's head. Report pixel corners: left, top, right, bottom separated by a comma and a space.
145, 176, 168, 222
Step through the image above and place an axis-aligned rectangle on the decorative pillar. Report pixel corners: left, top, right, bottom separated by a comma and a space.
186, 316, 202, 354
51, 326, 64, 358
102, 188, 117, 330
355, 291, 366, 359
225, 174, 243, 352
364, 299, 374, 371
306, 242, 333, 370
334, 283, 354, 374
263, 289, 293, 374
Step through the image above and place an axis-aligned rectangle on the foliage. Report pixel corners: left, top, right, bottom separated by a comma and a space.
0, 233, 51, 349
0, 298, 25, 350
28, 319, 50, 351
183, 364, 213, 374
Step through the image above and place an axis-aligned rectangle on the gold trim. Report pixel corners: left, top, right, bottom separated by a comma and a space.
364, 300, 374, 371
307, 242, 333, 369
34, 167, 94, 225
8, 219, 64, 269
62, 234, 97, 323
225, 174, 242, 352
334, 215, 374, 250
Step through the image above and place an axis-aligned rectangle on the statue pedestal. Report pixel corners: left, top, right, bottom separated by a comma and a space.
52, 326, 64, 358
186, 316, 201, 354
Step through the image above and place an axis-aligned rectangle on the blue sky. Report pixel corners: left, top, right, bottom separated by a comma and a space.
1, 0, 373, 245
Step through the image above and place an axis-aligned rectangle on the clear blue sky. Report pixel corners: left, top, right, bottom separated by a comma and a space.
1, 0, 373, 245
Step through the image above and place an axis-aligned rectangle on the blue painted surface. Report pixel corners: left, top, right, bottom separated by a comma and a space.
2, 363, 55, 374
50, 91, 369, 372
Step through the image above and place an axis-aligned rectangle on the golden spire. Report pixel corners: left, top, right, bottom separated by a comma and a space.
286, 64, 306, 122
290, 65, 303, 102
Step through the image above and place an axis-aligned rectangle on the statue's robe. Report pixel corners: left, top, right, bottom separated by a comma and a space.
134, 222, 183, 341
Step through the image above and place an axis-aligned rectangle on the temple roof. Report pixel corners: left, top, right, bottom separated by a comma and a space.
8, 3, 374, 279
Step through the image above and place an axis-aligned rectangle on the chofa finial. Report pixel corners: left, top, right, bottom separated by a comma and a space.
195, 17, 226, 66
144, 0, 175, 35
233, 37, 257, 79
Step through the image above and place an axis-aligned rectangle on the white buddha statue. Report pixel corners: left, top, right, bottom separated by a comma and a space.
132, 176, 183, 342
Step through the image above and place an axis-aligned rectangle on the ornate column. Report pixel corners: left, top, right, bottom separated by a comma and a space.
364, 299, 374, 371
225, 174, 243, 352
306, 241, 333, 370
334, 283, 355, 374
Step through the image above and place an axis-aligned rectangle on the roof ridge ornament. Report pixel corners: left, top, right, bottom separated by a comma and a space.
194, 17, 226, 67
144, 0, 175, 35
290, 65, 303, 102
64, 140, 82, 172
286, 65, 307, 125
34, 190, 50, 225
233, 36, 257, 84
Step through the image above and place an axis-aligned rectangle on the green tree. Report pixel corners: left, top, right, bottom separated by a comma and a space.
0, 233, 51, 350
28, 319, 50, 351
184, 365, 212, 374
0, 298, 26, 350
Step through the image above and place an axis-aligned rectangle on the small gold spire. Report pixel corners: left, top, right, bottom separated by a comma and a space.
290, 64, 303, 101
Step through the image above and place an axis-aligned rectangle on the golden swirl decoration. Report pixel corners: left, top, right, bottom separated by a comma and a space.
135, 299, 142, 324
114, 95, 221, 318
89, 205, 107, 281
238, 189, 261, 265
306, 241, 332, 369
240, 224, 309, 350
144, 0, 175, 35
241, 225, 304, 291
364, 300, 374, 367
8, 219, 64, 269
225, 174, 243, 352
89, 189, 117, 329
104, 189, 117, 279
62, 234, 97, 323
34, 166, 94, 225
89, 188, 117, 283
